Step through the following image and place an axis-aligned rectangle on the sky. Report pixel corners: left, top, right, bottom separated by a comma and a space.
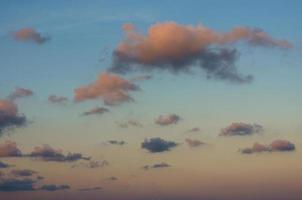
0, 0, 302, 200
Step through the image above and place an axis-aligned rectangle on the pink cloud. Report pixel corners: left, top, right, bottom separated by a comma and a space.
12, 28, 50, 44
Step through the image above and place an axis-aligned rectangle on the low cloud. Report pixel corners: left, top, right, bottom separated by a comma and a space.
155, 114, 181, 126
10, 169, 37, 177
74, 72, 139, 106
82, 107, 109, 116
110, 22, 291, 83
0, 161, 11, 168
185, 138, 205, 147
220, 122, 263, 136
0, 141, 22, 157
48, 95, 68, 104
40, 184, 70, 191
188, 127, 201, 133
141, 138, 178, 153
8, 87, 33, 101
0, 178, 37, 191
71, 160, 109, 169
12, 28, 50, 44
142, 162, 170, 170
77, 187, 102, 191
106, 176, 118, 181
108, 140, 127, 145
0, 100, 27, 134
116, 119, 143, 128
241, 139, 296, 154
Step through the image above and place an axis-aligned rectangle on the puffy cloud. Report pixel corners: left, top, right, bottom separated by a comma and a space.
8, 87, 33, 101
82, 107, 109, 116
0, 100, 27, 134
0, 161, 11, 168
155, 114, 181, 126
108, 140, 127, 145
0, 141, 22, 157
74, 72, 139, 106
241, 139, 295, 154
110, 22, 291, 83
48, 95, 68, 104
220, 122, 263, 136
141, 138, 178, 153
12, 28, 50, 44
10, 169, 37, 177
185, 138, 205, 147
40, 184, 70, 191
143, 162, 170, 170
30, 144, 90, 162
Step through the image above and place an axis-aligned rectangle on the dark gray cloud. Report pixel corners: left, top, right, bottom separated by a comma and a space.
185, 138, 205, 147
108, 140, 127, 145
241, 140, 296, 154
77, 186, 102, 191
0, 100, 27, 135
12, 28, 50, 44
82, 107, 109, 116
29, 144, 90, 162
0, 178, 37, 191
143, 162, 170, 170
141, 138, 178, 153
71, 160, 109, 169
106, 176, 118, 181
220, 122, 263, 136
109, 22, 291, 83
155, 114, 181, 126
40, 184, 70, 191
48, 95, 68, 104
10, 169, 37, 177
8, 87, 33, 101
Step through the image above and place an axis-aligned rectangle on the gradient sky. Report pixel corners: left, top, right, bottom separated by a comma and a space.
0, 1, 302, 200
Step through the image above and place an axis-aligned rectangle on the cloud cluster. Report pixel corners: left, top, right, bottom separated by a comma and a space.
241, 139, 296, 154
48, 95, 68, 104
82, 107, 109, 116
0, 100, 27, 134
110, 22, 291, 83
155, 114, 181, 126
74, 73, 139, 106
185, 138, 205, 147
8, 87, 33, 101
142, 162, 170, 170
12, 28, 50, 44
220, 122, 263, 136
141, 138, 178, 153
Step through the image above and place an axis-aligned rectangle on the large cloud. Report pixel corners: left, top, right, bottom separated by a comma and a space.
0, 100, 27, 134
220, 122, 263, 136
8, 87, 33, 101
0, 141, 22, 157
141, 138, 178, 153
12, 28, 50, 44
74, 72, 139, 106
241, 139, 295, 154
155, 114, 181, 126
110, 22, 291, 83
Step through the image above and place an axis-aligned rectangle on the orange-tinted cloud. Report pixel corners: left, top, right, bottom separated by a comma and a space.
110, 22, 291, 83
241, 139, 295, 154
74, 72, 139, 106
0, 141, 22, 157
220, 122, 263, 136
12, 28, 50, 44
8, 87, 33, 101
155, 114, 181, 126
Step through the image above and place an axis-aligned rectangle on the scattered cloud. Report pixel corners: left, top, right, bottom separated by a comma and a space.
82, 107, 109, 116
110, 22, 291, 83
48, 95, 68, 104
71, 160, 109, 169
77, 187, 102, 191
0, 141, 22, 157
155, 114, 181, 126
0, 178, 37, 191
116, 119, 143, 128
108, 140, 127, 145
40, 184, 70, 191
188, 127, 201, 133
8, 87, 33, 101
241, 139, 296, 154
12, 28, 50, 44
0, 100, 27, 134
220, 122, 263, 136
74, 72, 139, 106
141, 138, 178, 153
185, 138, 205, 147
10, 169, 37, 177
142, 162, 170, 170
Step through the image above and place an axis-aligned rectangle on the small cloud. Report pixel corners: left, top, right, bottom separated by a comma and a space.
141, 138, 178, 153
142, 162, 170, 170
0, 178, 37, 191
241, 139, 296, 154
12, 28, 50, 44
48, 95, 68, 105
77, 187, 102, 191
0, 161, 11, 168
185, 138, 205, 147
74, 72, 139, 106
155, 114, 181, 126
220, 122, 263, 136
8, 87, 33, 101
0, 140, 22, 157
116, 119, 143, 128
82, 107, 109, 116
108, 140, 127, 145
0, 100, 27, 134
106, 176, 118, 181
40, 184, 70, 191
130, 74, 152, 82
71, 160, 109, 169
10, 169, 37, 177
188, 127, 201, 133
